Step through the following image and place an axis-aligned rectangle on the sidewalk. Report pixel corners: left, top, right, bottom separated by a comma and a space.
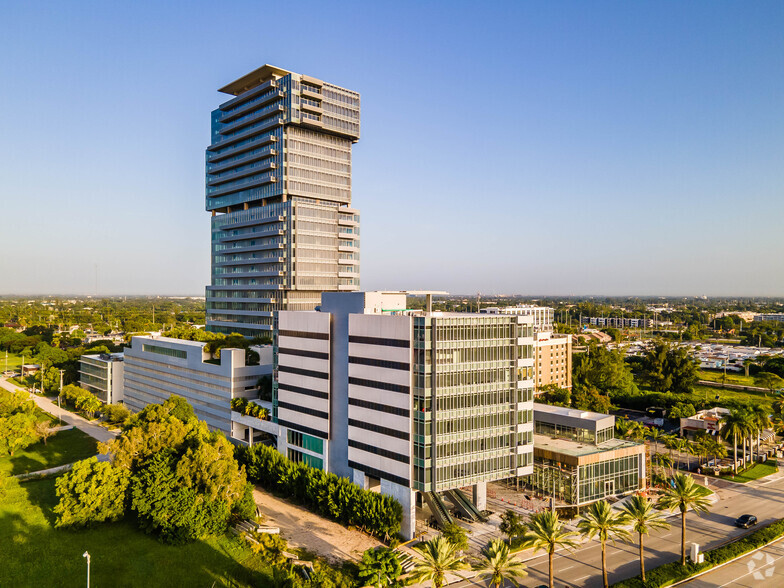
0, 377, 118, 444
13, 453, 111, 480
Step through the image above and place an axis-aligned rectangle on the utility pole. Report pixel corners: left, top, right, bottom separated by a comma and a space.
58, 369, 65, 419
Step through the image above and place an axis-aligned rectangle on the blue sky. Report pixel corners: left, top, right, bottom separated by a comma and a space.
1, 1, 782, 296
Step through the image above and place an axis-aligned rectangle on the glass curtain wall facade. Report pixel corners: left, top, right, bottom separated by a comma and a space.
205, 65, 361, 336
412, 315, 535, 492
534, 421, 614, 445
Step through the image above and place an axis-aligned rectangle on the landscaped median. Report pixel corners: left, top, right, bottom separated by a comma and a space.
611, 518, 784, 587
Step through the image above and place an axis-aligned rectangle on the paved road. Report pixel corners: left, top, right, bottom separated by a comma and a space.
680, 537, 784, 587
0, 377, 118, 444
451, 471, 784, 587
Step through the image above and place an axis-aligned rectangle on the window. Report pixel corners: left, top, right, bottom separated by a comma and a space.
141, 344, 187, 360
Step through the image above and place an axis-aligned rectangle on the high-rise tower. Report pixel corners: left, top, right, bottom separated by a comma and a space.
205, 65, 361, 336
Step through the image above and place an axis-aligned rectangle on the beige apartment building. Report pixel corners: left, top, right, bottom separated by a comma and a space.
534, 331, 572, 392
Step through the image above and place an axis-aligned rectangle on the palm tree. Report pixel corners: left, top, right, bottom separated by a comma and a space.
620, 494, 669, 583
520, 511, 578, 588
751, 404, 772, 461
648, 427, 665, 456
472, 539, 528, 588
707, 437, 727, 465
721, 409, 750, 474
577, 500, 630, 588
408, 535, 467, 588
615, 416, 633, 439
663, 434, 679, 468
651, 452, 672, 480
358, 547, 402, 588
743, 357, 756, 378
672, 438, 691, 472
684, 440, 698, 471
628, 422, 647, 442
657, 473, 712, 566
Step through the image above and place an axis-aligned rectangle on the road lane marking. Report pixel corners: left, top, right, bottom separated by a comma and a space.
717, 553, 784, 587
574, 575, 591, 582
560, 565, 575, 571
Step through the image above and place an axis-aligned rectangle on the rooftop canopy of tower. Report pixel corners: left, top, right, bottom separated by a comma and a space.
218, 64, 292, 96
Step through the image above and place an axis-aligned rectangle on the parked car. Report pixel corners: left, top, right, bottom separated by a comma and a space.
735, 514, 757, 529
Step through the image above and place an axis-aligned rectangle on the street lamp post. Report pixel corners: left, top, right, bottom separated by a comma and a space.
83, 551, 90, 588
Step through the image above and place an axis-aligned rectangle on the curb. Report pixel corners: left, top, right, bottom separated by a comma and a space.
668, 532, 784, 586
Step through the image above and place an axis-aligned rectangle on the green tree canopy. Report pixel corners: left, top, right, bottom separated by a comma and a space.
640, 341, 698, 394
131, 450, 233, 544
54, 457, 130, 528
0, 412, 39, 456
573, 343, 637, 397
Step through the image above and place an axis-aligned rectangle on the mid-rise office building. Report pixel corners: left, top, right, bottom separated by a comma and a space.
123, 336, 272, 437
754, 314, 784, 323
482, 306, 571, 392
79, 353, 124, 404
584, 317, 652, 329
274, 291, 536, 539
481, 305, 554, 333
205, 64, 361, 336
529, 404, 646, 507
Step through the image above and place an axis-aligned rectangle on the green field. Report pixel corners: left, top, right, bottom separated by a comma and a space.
0, 428, 98, 476
0, 476, 279, 588
1, 350, 24, 373
689, 383, 775, 412
698, 369, 759, 387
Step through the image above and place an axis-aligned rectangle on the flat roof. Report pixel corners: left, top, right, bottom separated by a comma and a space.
534, 403, 610, 423
219, 64, 292, 96
533, 434, 642, 458
132, 335, 207, 349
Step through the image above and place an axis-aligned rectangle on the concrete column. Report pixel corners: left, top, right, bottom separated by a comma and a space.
381, 479, 416, 540
352, 469, 368, 489
473, 481, 487, 511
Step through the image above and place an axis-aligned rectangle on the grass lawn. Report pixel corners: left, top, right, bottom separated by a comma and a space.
0, 428, 98, 476
722, 462, 778, 484
0, 476, 279, 588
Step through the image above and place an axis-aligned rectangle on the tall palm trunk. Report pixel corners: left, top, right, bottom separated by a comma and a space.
601, 537, 608, 588
549, 547, 554, 588
733, 433, 738, 474
639, 532, 646, 582
680, 511, 687, 566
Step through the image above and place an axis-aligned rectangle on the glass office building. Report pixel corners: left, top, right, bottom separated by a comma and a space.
205, 65, 361, 336
529, 404, 646, 507
412, 314, 536, 493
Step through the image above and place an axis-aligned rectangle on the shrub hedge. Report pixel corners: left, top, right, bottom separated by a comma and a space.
611, 519, 784, 587
236, 443, 402, 540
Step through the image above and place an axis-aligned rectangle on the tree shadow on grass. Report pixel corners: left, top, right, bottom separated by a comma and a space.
4, 428, 98, 476
2, 475, 274, 587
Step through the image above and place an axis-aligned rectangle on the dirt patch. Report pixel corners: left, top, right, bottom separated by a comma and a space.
253, 486, 383, 563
